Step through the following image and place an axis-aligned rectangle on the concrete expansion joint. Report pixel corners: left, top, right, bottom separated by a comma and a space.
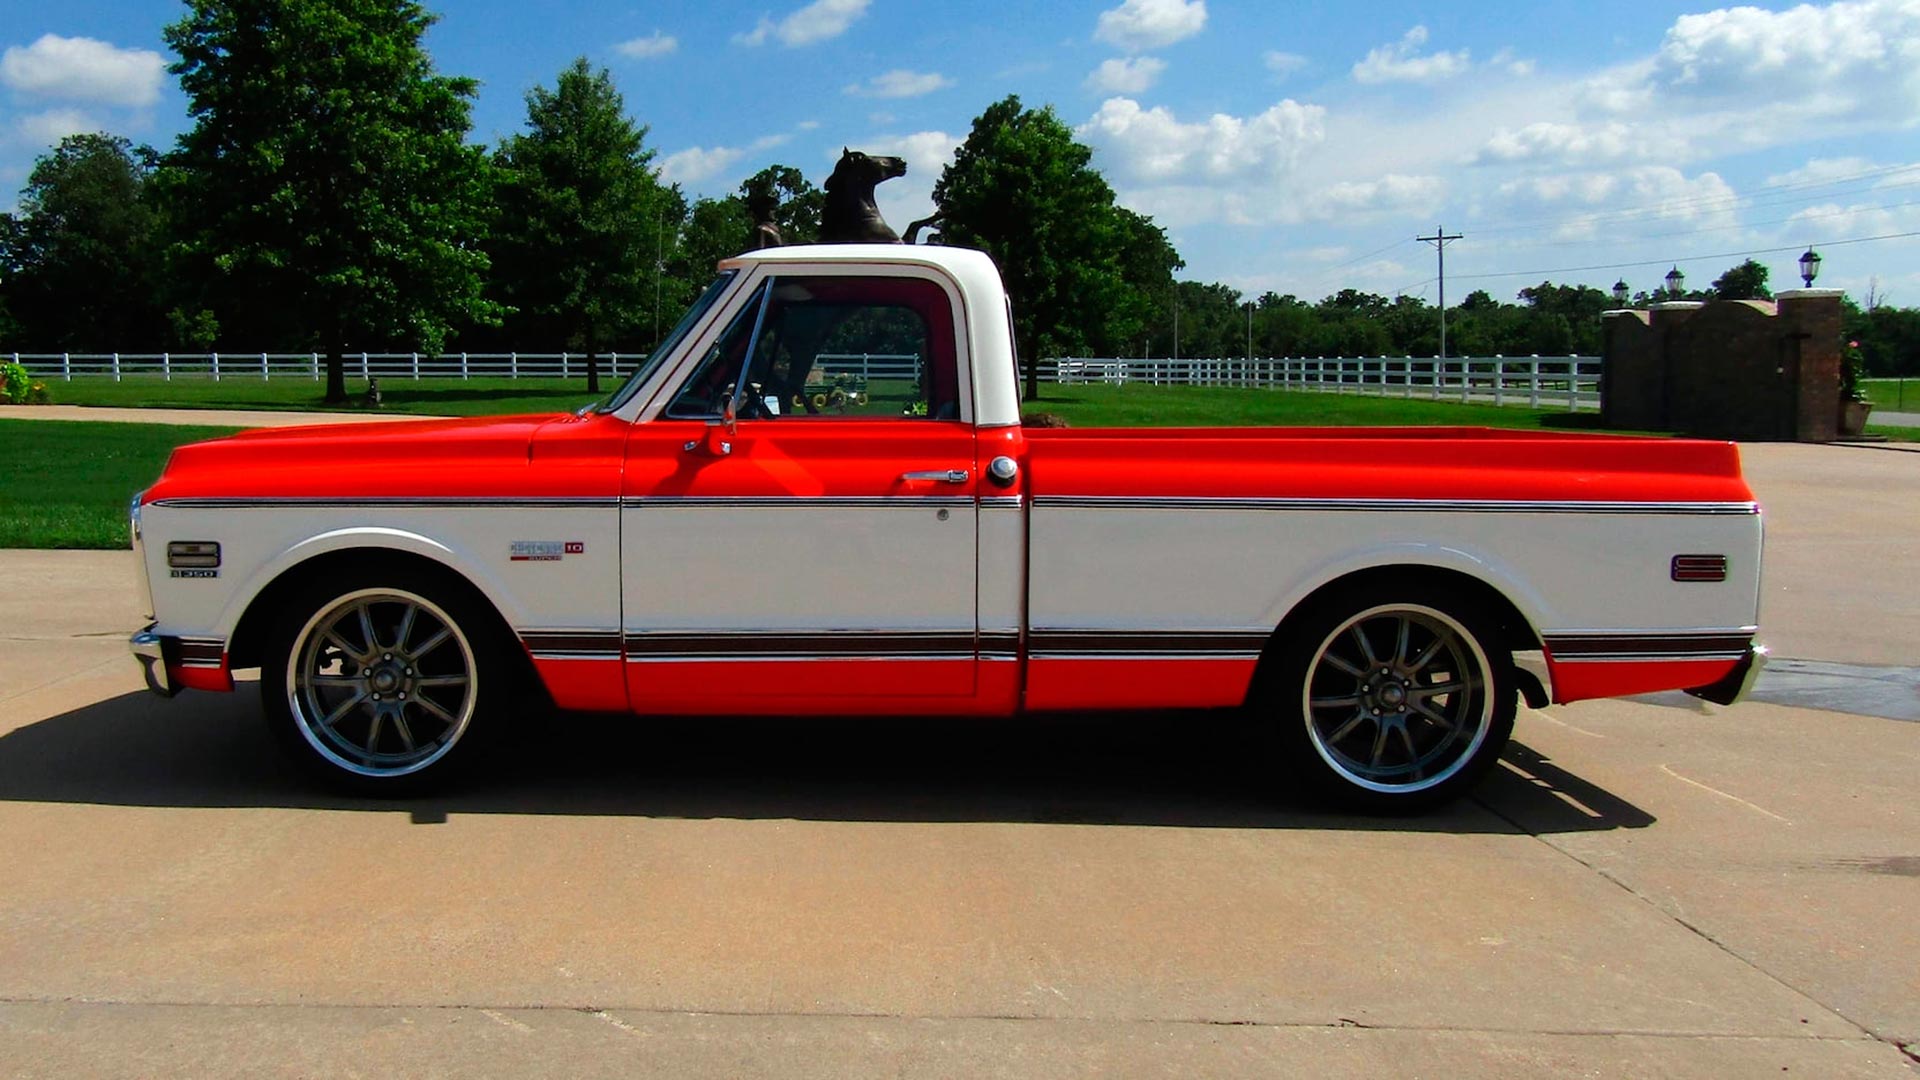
1470, 795, 1902, 1058
0, 997, 1893, 1044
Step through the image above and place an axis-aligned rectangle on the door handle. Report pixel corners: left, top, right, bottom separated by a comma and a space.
901, 469, 969, 484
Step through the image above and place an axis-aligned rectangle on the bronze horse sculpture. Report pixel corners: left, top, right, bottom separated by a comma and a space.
819, 148, 941, 244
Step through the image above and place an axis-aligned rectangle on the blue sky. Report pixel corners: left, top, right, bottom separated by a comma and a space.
3, 0, 1918, 306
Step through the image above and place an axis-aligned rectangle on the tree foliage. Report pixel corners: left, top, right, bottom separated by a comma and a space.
1711, 259, 1772, 301
488, 57, 673, 390
0, 134, 166, 349
932, 95, 1177, 400
161, 0, 497, 401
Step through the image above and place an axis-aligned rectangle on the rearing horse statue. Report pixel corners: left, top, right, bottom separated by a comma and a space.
820, 148, 909, 243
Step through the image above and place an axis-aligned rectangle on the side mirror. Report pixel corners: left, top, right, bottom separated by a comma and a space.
719, 384, 740, 436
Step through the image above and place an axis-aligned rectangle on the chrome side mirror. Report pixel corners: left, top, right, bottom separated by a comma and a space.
720, 384, 740, 436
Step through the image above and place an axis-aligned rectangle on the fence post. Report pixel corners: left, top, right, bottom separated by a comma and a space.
609, 351, 618, 377
211, 351, 220, 381
62, 353, 71, 381
162, 352, 171, 381
510, 352, 518, 379
1494, 358, 1505, 406
460, 352, 469, 380
1529, 359, 1540, 407
411, 352, 419, 380
1570, 357, 1581, 411
561, 351, 569, 379
261, 352, 270, 381
360, 352, 369, 378
311, 352, 319, 380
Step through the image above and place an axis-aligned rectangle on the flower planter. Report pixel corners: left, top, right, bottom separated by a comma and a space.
1839, 399, 1873, 438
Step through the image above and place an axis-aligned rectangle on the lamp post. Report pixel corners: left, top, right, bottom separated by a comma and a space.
1664, 266, 1685, 299
1799, 247, 1822, 288
1612, 279, 1629, 306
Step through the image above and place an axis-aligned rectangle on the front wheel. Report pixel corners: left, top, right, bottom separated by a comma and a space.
263, 579, 494, 793
1264, 584, 1516, 811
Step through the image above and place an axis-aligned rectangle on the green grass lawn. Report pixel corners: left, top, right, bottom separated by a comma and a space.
0, 418, 241, 548
1861, 378, 1920, 413
45, 374, 607, 417
1025, 383, 1614, 431
7, 381, 1911, 549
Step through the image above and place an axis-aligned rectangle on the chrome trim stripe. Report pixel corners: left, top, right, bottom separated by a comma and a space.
1028, 629, 1271, 658
1032, 496, 1760, 516
621, 495, 975, 508
152, 496, 617, 509
979, 496, 1024, 508
1029, 652, 1261, 662
1544, 630, 1755, 663
520, 631, 623, 660
623, 629, 978, 660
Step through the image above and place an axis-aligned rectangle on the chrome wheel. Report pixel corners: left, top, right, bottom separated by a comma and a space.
286, 587, 477, 779
1301, 602, 1494, 795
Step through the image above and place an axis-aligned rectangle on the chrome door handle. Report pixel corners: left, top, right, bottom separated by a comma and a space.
901, 469, 969, 484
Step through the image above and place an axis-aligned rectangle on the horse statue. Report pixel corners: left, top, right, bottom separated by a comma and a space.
821, 148, 909, 243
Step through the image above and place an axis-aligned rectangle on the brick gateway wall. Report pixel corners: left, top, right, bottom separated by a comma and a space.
1600, 289, 1843, 442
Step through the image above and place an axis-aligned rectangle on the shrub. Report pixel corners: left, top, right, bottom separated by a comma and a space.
1, 361, 31, 405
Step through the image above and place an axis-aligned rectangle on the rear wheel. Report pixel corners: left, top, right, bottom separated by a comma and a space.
263, 577, 497, 794
1266, 583, 1516, 811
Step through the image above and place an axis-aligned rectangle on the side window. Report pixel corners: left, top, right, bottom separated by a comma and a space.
665, 282, 770, 419
668, 274, 962, 421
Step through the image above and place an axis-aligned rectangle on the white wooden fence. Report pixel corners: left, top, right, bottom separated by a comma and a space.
4, 350, 1601, 410
1046, 355, 1602, 410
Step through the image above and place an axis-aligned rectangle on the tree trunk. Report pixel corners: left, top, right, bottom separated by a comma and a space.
324, 343, 348, 404
586, 341, 601, 395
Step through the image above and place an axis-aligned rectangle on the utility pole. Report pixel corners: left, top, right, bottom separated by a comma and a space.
1417, 225, 1463, 359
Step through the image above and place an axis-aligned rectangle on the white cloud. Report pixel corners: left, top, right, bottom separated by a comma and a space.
734, 0, 870, 48
15, 107, 98, 146
1352, 26, 1470, 85
1494, 166, 1740, 241
0, 34, 165, 107
1094, 0, 1207, 52
1264, 51, 1307, 78
1080, 96, 1326, 182
1764, 156, 1880, 186
659, 145, 746, 185
1475, 120, 1661, 167
844, 70, 953, 99
614, 31, 678, 59
1085, 56, 1166, 94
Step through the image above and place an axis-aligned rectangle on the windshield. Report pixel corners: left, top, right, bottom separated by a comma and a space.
598, 271, 739, 413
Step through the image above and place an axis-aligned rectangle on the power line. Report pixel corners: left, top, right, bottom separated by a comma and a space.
1450, 230, 1920, 283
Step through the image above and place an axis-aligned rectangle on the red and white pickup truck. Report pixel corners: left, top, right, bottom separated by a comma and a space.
130, 244, 1766, 808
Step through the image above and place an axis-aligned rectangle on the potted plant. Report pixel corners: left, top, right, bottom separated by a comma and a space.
1839, 339, 1872, 437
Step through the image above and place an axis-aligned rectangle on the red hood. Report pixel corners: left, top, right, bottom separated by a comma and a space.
143, 412, 623, 503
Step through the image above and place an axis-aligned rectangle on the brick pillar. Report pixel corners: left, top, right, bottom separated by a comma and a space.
1777, 289, 1843, 442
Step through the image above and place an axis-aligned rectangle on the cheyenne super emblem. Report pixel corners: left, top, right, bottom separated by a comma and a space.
509, 541, 584, 561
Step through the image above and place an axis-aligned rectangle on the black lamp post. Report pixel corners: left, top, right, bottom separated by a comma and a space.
1612, 279, 1629, 305
1799, 247, 1822, 288
1664, 266, 1685, 298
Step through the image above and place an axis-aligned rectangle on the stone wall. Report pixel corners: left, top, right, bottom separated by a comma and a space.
1599, 289, 1843, 442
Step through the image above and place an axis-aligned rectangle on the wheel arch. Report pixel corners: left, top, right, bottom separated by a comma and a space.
227, 542, 524, 681
1255, 562, 1545, 703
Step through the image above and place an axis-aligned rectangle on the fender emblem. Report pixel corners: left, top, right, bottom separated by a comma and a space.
510, 540, 583, 562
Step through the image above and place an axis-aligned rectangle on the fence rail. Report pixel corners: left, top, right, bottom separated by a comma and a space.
1045, 355, 1602, 410
5, 350, 1601, 411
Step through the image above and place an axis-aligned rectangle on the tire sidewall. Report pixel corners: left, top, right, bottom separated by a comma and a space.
262, 570, 504, 795
1264, 581, 1517, 812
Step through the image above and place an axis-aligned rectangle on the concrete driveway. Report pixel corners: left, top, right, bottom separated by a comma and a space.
1, 442, 1916, 1077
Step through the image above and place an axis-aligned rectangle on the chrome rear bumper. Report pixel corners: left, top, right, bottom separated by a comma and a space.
1685, 643, 1769, 706
130, 629, 175, 698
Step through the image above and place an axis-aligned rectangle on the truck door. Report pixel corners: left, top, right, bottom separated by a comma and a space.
619, 270, 980, 711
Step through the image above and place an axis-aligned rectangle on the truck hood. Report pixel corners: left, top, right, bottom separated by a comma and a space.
141, 412, 618, 503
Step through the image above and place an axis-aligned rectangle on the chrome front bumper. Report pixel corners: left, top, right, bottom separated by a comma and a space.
130, 629, 175, 698
1685, 643, 1770, 706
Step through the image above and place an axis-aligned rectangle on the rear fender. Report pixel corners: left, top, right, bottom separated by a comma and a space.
1257, 542, 1553, 645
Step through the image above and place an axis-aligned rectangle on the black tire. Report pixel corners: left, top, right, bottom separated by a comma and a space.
1261, 581, 1516, 812
262, 570, 506, 795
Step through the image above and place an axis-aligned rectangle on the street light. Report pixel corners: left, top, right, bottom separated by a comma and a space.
1799, 247, 1822, 288
1612, 279, 1629, 305
1664, 266, 1685, 298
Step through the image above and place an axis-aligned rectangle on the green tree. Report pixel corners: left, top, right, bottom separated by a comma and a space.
740, 164, 822, 246
932, 95, 1164, 401
1710, 259, 1772, 301
161, 0, 497, 402
490, 57, 673, 392
0, 134, 166, 349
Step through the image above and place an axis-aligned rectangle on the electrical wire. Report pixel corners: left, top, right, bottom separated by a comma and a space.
1450, 230, 1920, 283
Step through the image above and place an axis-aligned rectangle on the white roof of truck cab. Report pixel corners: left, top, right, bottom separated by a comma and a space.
717, 244, 1022, 428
